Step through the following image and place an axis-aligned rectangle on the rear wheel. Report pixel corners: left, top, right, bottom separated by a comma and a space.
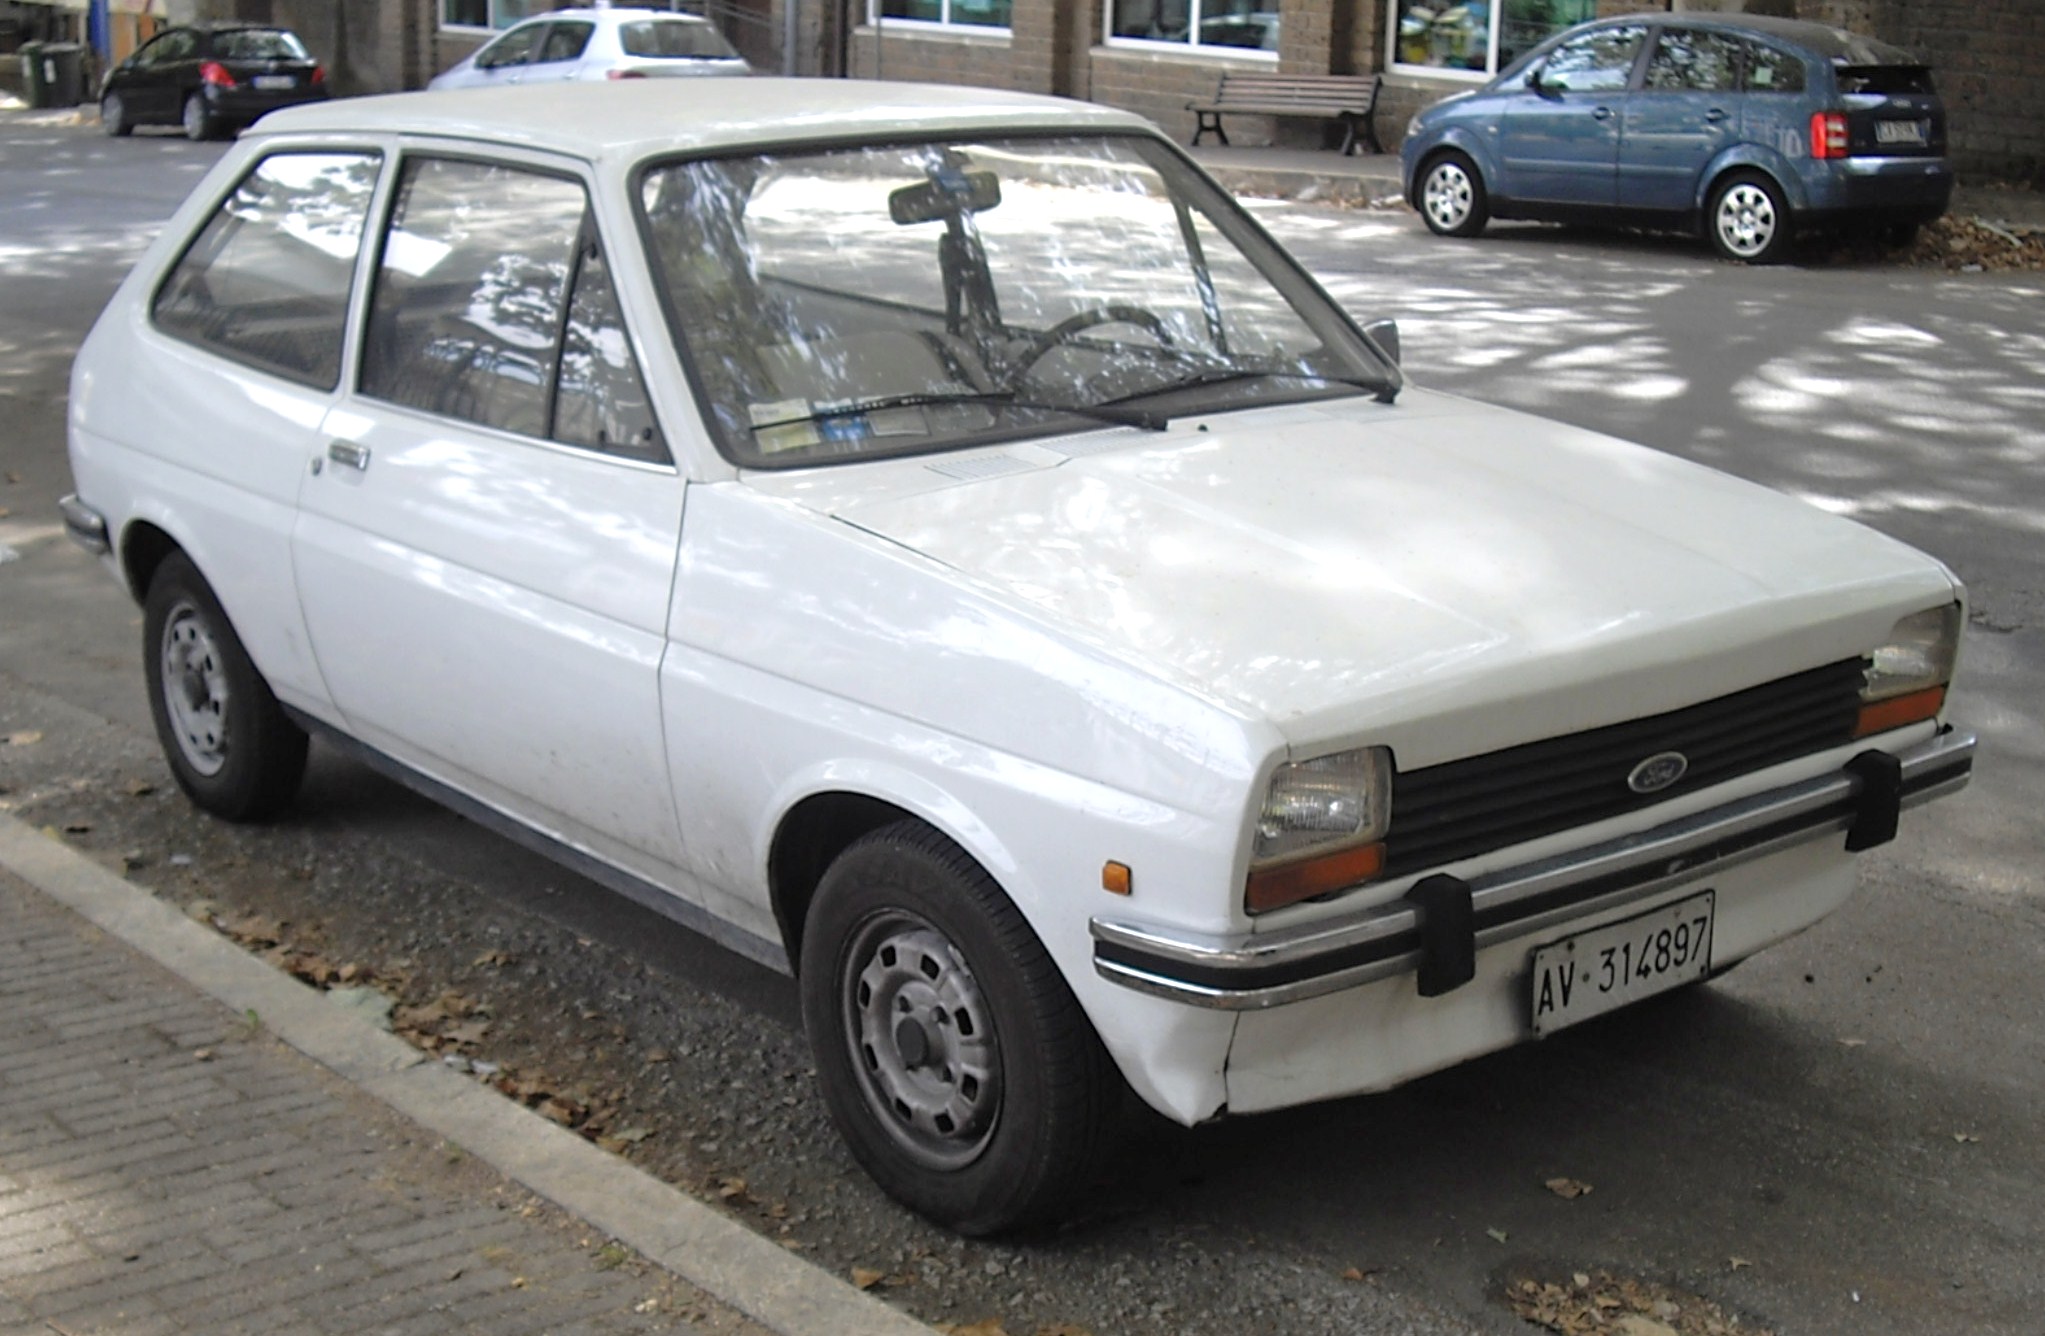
143, 554, 307, 821
799, 821, 1120, 1235
1707, 171, 1791, 264
1417, 151, 1489, 239
182, 93, 217, 142
101, 92, 132, 137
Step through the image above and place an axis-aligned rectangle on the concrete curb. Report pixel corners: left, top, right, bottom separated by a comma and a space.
0, 811, 932, 1336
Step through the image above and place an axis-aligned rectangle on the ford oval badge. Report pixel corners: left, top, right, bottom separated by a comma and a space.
1628, 751, 1689, 794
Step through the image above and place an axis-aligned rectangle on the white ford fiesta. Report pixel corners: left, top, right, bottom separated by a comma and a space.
61, 80, 1974, 1234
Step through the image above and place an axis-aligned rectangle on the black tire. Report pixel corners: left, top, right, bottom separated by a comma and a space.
1883, 220, 1922, 249
1415, 150, 1489, 239
182, 93, 217, 142
142, 553, 307, 822
101, 92, 132, 137
799, 821, 1121, 1235
1706, 170, 1792, 264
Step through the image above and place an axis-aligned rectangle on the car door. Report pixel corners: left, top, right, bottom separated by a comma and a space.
1497, 24, 1647, 207
1619, 26, 1744, 213
292, 148, 688, 880
123, 28, 197, 122
522, 19, 596, 83
455, 19, 548, 88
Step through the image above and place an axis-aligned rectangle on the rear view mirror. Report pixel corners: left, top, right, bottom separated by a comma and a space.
889, 169, 1002, 225
1362, 317, 1401, 367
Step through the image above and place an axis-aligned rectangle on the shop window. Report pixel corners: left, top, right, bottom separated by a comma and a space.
1391, 0, 1596, 79
1107, 0, 1279, 55
442, 0, 548, 32
871, 0, 1012, 32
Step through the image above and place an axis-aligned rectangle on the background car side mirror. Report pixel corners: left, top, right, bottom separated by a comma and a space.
1362, 317, 1401, 367
1525, 66, 1551, 94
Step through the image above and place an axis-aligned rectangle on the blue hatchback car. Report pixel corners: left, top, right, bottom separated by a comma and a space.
1398, 13, 1951, 263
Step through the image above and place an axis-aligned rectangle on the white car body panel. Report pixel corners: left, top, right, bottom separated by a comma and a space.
63, 82, 1972, 1144
427, 8, 751, 93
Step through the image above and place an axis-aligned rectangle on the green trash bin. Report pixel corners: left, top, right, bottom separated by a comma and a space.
41, 42, 84, 108
18, 40, 47, 108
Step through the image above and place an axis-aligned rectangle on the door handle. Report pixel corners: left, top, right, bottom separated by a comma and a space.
1705, 107, 1729, 123
326, 441, 371, 472
1592, 106, 1612, 121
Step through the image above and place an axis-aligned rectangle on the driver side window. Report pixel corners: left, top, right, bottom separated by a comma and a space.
476, 22, 544, 69
1536, 25, 1645, 93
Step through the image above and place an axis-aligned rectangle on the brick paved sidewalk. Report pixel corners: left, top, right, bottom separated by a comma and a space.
0, 868, 760, 1336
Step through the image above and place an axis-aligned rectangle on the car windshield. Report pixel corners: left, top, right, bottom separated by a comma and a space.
638, 133, 1395, 468
213, 29, 309, 61
619, 19, 740, 59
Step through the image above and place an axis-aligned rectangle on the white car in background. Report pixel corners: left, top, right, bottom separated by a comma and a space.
427, 6, 749, 90
61, 80, 1973, 1236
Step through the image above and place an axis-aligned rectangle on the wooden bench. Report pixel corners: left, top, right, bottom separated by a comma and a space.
1188, 72, 1384, 157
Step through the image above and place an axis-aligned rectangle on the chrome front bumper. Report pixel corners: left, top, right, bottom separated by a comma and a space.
58, 495, 110, 555
1092, 730, 1975, 1012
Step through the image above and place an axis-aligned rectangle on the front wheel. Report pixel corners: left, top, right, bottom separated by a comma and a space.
101, 92, 132, 137
1707, 171, 1792, 264
1417, 151, 1489, 238
799, 822, 1121, 1235
143, 554, 307, 821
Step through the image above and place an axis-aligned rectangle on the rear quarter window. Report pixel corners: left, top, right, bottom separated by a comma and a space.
1838, 64, 1935, 95
619, 19, 737, 59
152, 151, 383, 390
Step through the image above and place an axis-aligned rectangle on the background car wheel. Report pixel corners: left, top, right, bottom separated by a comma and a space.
1707, 171, 1791, 264
799, 821, 1121, 1235
101, 93, 132, 137
143, 554, 307, 821
1417, 152, 1489, 238
182, 94, 217, 142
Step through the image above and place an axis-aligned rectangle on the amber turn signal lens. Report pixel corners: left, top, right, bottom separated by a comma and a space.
1854, 685, 1945, 739
1101, 861, 1132, 896
1245, 841, 1385, 914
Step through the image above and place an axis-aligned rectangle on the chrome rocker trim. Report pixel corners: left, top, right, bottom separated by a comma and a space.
1092, 730, 1975, 1012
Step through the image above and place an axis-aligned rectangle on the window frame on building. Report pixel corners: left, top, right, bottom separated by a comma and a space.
1386, 0, 1600, 83
866, 0, 1013, 37
440, 0, 550, 35
1102, 0, 1281, 60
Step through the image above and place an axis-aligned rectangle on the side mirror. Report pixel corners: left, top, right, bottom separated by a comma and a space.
1362, 317, 1401, 367
1525, 66, 1551, 95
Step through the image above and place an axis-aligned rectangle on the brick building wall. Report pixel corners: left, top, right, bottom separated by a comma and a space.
1867, 0, 2043, 181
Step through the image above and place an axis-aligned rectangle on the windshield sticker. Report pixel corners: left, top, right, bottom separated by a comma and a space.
749, 399, 819, 454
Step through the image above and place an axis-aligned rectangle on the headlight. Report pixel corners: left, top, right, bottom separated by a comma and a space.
1856, 602, 1961, 737
1247, 747, 1391, 914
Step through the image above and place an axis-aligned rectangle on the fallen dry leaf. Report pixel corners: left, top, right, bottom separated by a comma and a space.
1545, 1176, 1594, 1200
6, 731, 43, 746
717, 1176, 750, 1204
937, 1322, 1009, 1336
851, 1267, 886, 1291
126, 779, 155, 797
1729, 1257, 1753, 1272
1839, 1037, 1867, 1047
1486, 1227, 1509, 1244
1953, 1131, 1980, 1143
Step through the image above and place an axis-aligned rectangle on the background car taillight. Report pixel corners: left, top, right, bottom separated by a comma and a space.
605, 67, 648, 80
310, 65, 325, 84
200, 60, 236, 88
1810, 110, 1849, 158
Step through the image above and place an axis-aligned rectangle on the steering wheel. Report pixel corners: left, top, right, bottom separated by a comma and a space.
1007, 304, 1179, 382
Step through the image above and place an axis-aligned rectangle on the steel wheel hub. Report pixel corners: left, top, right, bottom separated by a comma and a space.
1425, 163, 1472, 230
161, 602, 229, 777
1716, 184, 1776, 257
844, 915, 1001, 1171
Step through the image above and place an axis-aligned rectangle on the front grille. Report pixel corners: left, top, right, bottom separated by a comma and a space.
1383, 657, 1868, 876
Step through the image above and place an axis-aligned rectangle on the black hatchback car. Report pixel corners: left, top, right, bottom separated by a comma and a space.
100, 25, 327, 141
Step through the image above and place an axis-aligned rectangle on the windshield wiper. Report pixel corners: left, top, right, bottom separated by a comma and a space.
1099, 366, 1397, 411
749, 390, 1166, 435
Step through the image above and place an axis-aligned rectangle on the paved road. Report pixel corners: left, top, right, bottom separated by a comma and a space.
3, 113, 2041, 1335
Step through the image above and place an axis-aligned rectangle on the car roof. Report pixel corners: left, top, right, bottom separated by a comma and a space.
536, 6, 719, 19
250, 79, 1157, 163
1623, 10, 1921, 65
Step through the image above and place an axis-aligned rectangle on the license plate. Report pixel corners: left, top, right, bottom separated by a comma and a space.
1876, 119, 1928, 145
254, 74, 296, 90
1529, 891, 1714, 1037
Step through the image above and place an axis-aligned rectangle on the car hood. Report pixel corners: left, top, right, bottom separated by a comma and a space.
754, 390, 1954, 765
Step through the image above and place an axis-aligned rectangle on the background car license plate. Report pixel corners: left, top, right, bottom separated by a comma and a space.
1529, 891, 1714, 1036
254, 75, 296, 90
1876, 119, 1929, 145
